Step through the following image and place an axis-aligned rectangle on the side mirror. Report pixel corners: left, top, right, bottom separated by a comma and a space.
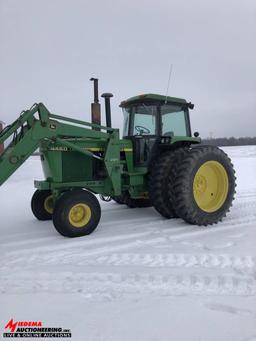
194, 132, 200, 137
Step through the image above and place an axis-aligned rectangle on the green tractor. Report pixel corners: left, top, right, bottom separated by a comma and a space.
0, 79, 236, 237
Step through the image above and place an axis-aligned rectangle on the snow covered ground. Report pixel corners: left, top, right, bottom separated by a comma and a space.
0, 146, 256, 341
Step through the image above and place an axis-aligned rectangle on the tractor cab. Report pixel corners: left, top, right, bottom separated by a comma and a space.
120, 94, 194, 165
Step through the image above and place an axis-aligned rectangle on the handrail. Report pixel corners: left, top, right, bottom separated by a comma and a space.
49, 113, 115, 132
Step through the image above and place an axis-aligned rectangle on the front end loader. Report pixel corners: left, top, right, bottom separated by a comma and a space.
0, 79, 236, 237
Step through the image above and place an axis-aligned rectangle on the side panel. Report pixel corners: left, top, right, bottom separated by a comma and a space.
62, 152, 93, 182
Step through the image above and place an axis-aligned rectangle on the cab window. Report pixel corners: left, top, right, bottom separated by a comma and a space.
161, 104, 188, 136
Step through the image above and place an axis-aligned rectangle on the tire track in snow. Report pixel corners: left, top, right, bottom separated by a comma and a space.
0, 229, 56, 243
5, 207, 255, 257
5, 252, 255, 271
1, 271, 255, 296
2, 215, 255, 265
1, 237, 166, 266
236, 190, 256, 200
2, 230, 158, 255
88, 253, 256, 269
0, 215, 161, 246
2, 224, 189, 257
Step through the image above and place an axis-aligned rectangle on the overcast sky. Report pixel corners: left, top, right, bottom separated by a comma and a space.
0, 0, 255, 138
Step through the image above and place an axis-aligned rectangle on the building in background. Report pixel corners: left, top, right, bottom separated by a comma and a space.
0, 120, 5, 153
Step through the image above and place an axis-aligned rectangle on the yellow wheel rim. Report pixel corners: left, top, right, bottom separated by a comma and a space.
193, 161, 229, 213
68, 203, 92, 228
44, 195, 54, 214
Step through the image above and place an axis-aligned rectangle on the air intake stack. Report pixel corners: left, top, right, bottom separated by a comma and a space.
101, 93, 113, 128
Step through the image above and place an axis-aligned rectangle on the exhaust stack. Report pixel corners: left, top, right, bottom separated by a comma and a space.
90, 78, 101, 129
101, 93, 113, 128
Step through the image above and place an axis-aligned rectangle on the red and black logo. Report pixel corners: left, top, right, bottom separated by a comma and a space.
3, 318, 72, 338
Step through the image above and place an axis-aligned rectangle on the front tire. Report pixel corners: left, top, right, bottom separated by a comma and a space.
53, 190, 101, 237
31, 190, 54, 221
170, 146, 236, 225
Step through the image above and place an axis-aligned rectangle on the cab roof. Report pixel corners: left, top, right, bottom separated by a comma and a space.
120, 93, 190, 108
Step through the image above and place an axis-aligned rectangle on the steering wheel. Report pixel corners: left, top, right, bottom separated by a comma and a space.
135, 125, 150, 134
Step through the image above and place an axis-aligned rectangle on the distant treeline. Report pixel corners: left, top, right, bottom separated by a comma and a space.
202, 137, 256, 146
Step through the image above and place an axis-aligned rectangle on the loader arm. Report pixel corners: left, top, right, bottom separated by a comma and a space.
0, 103, 115, 186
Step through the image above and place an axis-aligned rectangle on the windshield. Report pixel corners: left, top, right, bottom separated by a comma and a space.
122, 104, 157, 136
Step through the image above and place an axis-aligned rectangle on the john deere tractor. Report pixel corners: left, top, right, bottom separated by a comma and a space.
0, 79, 236, 237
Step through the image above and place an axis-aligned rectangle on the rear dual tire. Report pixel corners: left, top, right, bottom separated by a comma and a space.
169, 146, 236, 225
149, 148, 188, 218
149, 145, 236, 226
